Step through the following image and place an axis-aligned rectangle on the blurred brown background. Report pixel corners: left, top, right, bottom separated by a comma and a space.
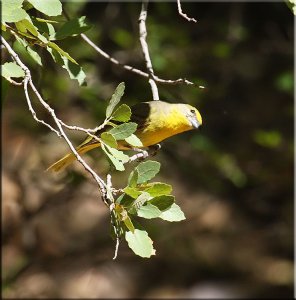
2, 2, 294, 298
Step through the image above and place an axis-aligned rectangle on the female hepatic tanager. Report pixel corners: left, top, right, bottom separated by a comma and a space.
47, 100, 202, 172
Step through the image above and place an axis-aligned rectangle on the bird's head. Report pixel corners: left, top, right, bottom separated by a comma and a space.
183, 104, 203, 129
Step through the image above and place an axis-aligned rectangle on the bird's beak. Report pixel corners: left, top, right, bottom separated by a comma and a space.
190, 117, 201, 129
189, 115, 202, 129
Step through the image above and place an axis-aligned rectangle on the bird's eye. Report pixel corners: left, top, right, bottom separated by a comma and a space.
190, 109, 195, 114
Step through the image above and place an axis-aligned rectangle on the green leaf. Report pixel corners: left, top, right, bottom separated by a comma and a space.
125, 134, 143, 147
36, 32, 48, 44
61, 56, 86, 86
145, 182, 172, 197
46, 46, 64, 64
100, 132, 117, 148
47, 41, 78, 65
129, 192, 151, 214
14, 36, 42, 66
115, 204, 135, 233
15, 20, 28, 33
16, 18, 39, 36
47, 47, 86, 85
125, 229, 156, 258
137, 203, 161, 219
101, 142, 129, 171
44, 23, 56, 38
109, 122, 137, 140
111, 104, 131, 122
32, 17, 56, 37
106, 82, 125, 118
123, 214, 135, 233
123, 187, 142, 199
128, 170, 138, 188
159, 203, 186, 222
26, 46, 42, 65
27, 0, 62, 17
106, 145, 129, 163
53, 16, 92, 40
2, 0, 28, 22
1, 62, 25, 80
116, 194, 134, 207
136, 160, 161, 184
101, 143, 125, 171
149, 195, 174, 211
35, 17, 59, 23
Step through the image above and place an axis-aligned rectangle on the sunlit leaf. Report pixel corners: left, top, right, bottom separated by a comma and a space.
14, 35, 42, 65
35, 17, 59, 23
16, 18, 39, 36
53, 16, 92, 40
145, 182, 172, 197
105, 145, 129, 163
111, 104, 131, 122
125, 134, 143, 147
115, 204, 135, 233
2, 0, 28, 22
101, 143, 125, 171
106, 82, 125, 118
109, 122, 137, 140
136, 160, 161, 184
27, 0, 62, 17
128, 170, 138, 188
61, 56, 86, 85
129, 192, 151, 214
137, 203, 161, 219
125, 229, 156, 258
123, 186, 142, 199
100, 132, 117, 148
47, 41, 78, 64
1, 62, 25, 80
159, 203, 186, 222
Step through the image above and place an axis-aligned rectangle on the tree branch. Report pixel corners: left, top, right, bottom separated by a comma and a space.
81, 33, 204, 89
80, 33, 148, 78
138, 0, 159, 100
1, 35, 108, 205
177, 0, 197, 23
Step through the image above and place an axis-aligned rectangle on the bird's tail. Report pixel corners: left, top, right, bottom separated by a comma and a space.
46, 142, 100, 172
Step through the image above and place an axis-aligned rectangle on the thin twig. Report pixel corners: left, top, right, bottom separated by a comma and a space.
80, 33, 148, 78
1, 37, 61, 135
113, 236, 120, 260
128, 149, 149, 162
177, 0, 197, 23
81, 33, 204, 89
59, 119, 110, 144
24, 79, 61, 135
4, 77, 24, 86
138, 0, 159, 100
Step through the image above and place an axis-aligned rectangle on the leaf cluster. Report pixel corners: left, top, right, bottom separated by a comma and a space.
1, 0, 91, 85
101, 83, 186, 258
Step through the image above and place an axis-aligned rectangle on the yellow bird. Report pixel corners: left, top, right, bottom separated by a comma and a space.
47, 101, 202, 172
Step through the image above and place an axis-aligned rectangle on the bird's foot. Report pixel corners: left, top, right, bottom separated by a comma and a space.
148, 144, 161, 156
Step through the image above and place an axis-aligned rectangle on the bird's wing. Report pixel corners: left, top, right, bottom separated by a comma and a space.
130, 102, 151, 131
